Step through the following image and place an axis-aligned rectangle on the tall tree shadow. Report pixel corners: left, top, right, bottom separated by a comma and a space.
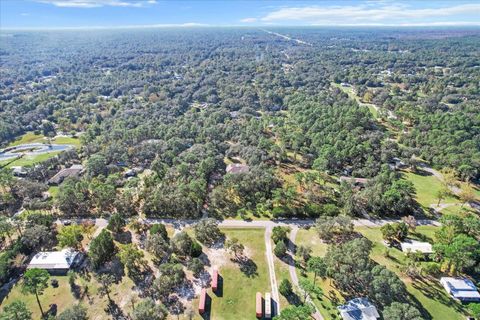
105, 300, 128, 320
233, 256, 258, 278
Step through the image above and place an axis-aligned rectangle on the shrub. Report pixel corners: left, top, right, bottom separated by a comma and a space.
149, 224, 168, 240
279, 279, 293, 297
191, 241, 203, 257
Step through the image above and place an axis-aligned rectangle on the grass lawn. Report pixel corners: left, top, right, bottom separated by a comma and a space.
440, 204, 477, 216
7, 132, 81, 148
0, 151, 62, 169
1, 276, 75, 319
296, 228, 328, 258
8, 132, 46, 146
207, 228, 271, 320
295, 226, 467, 320
1, 132, 82, 168
0, 264, 141, 320
273, 253, 291, 308
403, 171, 459, 209
356, 226, 467, 320
51, 136, 82, 148
295, 228, 342, 319
48, 186, 59, 200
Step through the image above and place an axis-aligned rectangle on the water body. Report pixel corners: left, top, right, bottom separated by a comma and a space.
0, 143, 73, 161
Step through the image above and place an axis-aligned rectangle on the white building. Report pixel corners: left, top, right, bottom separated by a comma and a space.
28, 249, 82, 274
400, 239, 433, 254
226, 163, 249, 174
440, 277, 480, 302
337, 298, 380, 320
264, 292, 272, 319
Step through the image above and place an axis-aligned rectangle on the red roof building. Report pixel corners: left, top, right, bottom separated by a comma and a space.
199, 288, 207, 314
256, 292, 263, 318
212, 268, 219, 292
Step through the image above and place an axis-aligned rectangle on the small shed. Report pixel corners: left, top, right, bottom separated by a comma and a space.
400, 239, 433, 254
256, 292, 263, 318
199, 288, 207, 314
212, 268, 219, 292
264, 292, 272, 319
440, 277, 480, 302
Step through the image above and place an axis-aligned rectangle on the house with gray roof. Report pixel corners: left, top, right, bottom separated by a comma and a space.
440, 277, 480, 302
337, 298, 380, 320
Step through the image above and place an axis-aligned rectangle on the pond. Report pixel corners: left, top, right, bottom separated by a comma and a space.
0, 143, 74, 161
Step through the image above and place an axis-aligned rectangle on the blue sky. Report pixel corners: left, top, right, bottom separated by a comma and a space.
1, 0, 479, 29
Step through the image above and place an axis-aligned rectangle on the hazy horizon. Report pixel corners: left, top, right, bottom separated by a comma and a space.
2, 0, 480, 30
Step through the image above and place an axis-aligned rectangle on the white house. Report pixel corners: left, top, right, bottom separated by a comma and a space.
337, 298, 380, 320
400, 239, 433, 254
440, 277, 480, 302
28, 249, 82, 274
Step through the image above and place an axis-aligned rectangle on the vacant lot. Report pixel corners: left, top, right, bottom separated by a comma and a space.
206, 228, 271, 320
403, 171, 459, 209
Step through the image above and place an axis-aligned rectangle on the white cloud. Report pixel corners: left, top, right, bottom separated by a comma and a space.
36, 0, 157, 8
240, 17, 257, 23
256, 3, 480, 25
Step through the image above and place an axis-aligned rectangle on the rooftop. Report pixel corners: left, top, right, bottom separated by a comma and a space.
440, 277, 480, 301
339, 176, 369, 185
400, 239, 433, 254
337, 298, 380, 320
48, 164, 84, 185
28, 249, 79, 270
226, 163, 249, 174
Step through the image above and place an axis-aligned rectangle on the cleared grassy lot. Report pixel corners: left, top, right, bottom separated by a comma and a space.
403, 171, 459, 209
203, 228, 271, 319
295, 226, 468, 320
207, 228, 271, 320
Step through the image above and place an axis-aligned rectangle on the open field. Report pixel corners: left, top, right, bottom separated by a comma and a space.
295, 226, 468, 320
7, 132, 46, 146
403, 171, 459, 209
207, 228, 271, 320
0, 151, 62, 168
7, 132, 81, 148
331, 82, 378, 118
1, 132, 82, 168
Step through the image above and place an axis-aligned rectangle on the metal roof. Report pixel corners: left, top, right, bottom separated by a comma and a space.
28, 249, 79, 270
